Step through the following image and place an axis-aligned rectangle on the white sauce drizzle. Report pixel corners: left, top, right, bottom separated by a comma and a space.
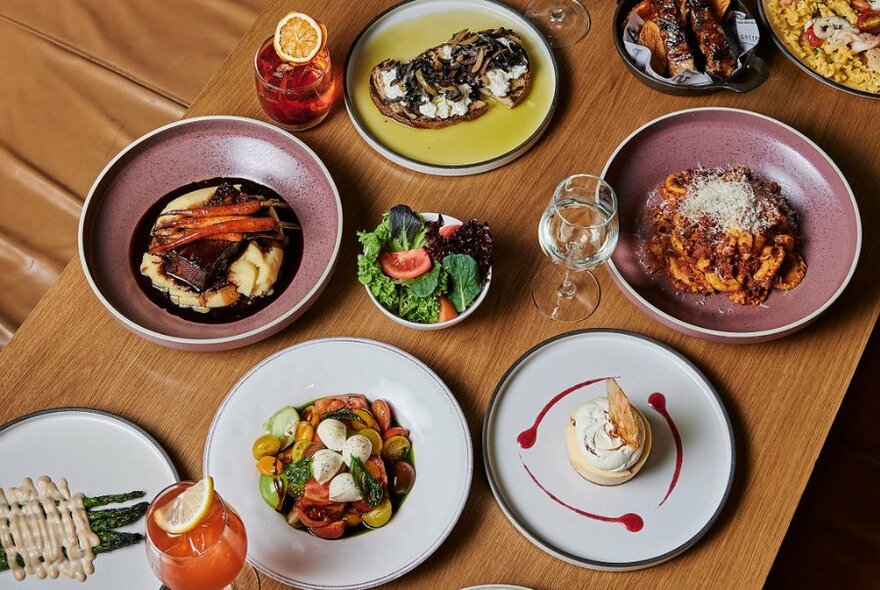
0, 477, 99, 582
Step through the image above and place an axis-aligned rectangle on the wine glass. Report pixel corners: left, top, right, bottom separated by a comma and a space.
532, 174, 619, 322
526, 0, 592, 48
146, 482, 258, 590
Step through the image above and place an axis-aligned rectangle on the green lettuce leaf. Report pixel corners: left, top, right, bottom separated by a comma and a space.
388, 205, 426, 252
398, 290, 440, 323
443, 254, 481, 312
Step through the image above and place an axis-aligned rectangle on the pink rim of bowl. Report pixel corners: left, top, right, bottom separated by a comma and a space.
363, 213, 492, 331
601, 107, 861, 343
78, 116, 343, 351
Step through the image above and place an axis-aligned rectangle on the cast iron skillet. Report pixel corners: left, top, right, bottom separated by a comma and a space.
613, 0, 769, 95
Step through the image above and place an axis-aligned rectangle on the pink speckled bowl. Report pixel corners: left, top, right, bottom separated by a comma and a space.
602, 108, 861, 343
78, 116, 342, 351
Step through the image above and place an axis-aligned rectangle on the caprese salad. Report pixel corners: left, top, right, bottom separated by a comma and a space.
252, 394, 415, 540
357, 204, 493, 324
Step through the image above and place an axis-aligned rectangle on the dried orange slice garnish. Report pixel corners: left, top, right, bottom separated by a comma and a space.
607, 379, 642, 449
274, 12, 324, 64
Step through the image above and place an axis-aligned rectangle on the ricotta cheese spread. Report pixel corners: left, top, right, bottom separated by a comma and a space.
485, 64, 528, 97
418, 86, 472, 119
380, 68, 406, 100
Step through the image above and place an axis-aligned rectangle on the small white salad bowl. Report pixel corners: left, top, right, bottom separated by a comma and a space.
364, 212, 492, 331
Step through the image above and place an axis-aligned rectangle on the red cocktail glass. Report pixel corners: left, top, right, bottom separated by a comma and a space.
254, 36, 335, 131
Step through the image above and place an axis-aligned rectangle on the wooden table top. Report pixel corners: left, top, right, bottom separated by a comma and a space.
2, 0, 879, 588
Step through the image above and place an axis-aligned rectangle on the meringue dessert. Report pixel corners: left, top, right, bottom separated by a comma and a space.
566, 379, 652, 486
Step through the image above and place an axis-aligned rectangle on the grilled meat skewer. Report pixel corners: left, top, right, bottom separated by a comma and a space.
653, 0, 697, 76
686, 0, 736, 78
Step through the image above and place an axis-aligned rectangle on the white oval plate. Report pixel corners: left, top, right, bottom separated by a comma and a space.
483, 330, 734, 570
204, 338, 472, 589
0, 408, 178, 589
344, 0, 558, 176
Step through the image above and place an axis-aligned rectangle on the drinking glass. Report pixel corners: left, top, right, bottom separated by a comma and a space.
533, 174, 619, 322
526, 0, 591, 48
254, 36, 336, 131
146, 482, 255, 590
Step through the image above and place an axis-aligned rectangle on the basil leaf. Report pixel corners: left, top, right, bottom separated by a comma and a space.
388, 205, 424, 252
349, 457, 384, 509
408, 264, 441, 297
442, 254, 481, 312
283, 458, 311, 500
322, 407, 358, 421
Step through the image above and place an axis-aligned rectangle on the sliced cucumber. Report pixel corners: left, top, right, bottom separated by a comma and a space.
263, 406, 300, 448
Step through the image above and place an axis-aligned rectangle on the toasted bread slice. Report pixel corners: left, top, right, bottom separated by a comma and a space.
369, 60, 488, 129
369, 28, 530, 129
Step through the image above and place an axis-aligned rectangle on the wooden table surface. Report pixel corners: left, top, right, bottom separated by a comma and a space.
2, 0, 878, 588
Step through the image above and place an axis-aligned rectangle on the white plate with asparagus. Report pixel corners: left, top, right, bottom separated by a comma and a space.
0, 408, 178, 588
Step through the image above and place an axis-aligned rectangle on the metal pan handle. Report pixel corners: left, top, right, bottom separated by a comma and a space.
717, 54, 770, 93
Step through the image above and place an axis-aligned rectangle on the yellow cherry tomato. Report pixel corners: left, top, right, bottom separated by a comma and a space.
302, 405, 321, 428
350, 409, 376, 431
359, 429, 383, 455
363, 498, 392, 528
252, 434, 282, 460
294, 421, 314, 442
382, 435, 411, 462
342, 510, 363, 527
257, 455, 283, 476
277, 439, 311, 464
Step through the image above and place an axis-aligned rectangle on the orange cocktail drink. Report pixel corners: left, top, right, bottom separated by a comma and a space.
146, 481, 247, 590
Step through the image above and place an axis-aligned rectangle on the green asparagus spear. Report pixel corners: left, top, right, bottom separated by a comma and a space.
82, 491, 146, 510
0, 530, 144, 573
87, 502, 149, 531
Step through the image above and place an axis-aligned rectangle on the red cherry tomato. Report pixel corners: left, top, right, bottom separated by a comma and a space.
310, 519, 346, 539
352, 500, 372, 513
297, 498, 345, 528
804, 26, 823, 48
371, 400, 392, 432
382, 427, 409, 441
438, 296, 459, 322
344, 395, 369, 411
314, 397, 344, 414
378, 248, 432, 280
302, 441, 326, 459
303, 478, 331, 503
439, 223, 462, 238
367, 455, 389, 487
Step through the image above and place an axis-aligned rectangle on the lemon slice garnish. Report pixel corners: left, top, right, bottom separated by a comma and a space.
274, 12, 324, 64
153, 477, 214, 534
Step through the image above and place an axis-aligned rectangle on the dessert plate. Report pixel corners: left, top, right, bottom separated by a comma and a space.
205, 338, 472, 589
0, 408, 179, 589
483, 330, 734, 570
603, 108, 860, 343
344, 0, 558, 175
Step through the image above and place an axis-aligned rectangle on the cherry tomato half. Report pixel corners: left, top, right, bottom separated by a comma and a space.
252, 434, 281, 460
350, 409, 376, 431
303, 478, 332, 503
302, 405, 321, 428
439, 223, 462, 238
297, 498, 345, 528
390, 461, 416, 496
294, 421, 314, 442
352, 500, 372, 513
367, 455, 388, 487
382, 427, 409, 441
804, 25, 823, 48
363, 498, 393, 528
371, 400, 392, 433
310, 519, 346, 539
257, 455, 283, 476
383, 435, 412, 462
378, 248, 432, 280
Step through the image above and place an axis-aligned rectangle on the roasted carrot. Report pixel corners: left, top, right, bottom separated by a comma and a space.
153, 215, 253, 234
162, 201, 263, 218
149, 218, 278, 253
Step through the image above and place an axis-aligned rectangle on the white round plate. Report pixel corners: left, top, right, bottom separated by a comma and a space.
344, 0, 558, 176
204, 338, 472, 589
0, 408, 178, 588
483, 330, 734, 570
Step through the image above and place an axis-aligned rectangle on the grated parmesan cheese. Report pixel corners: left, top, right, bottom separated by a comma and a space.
678, 171, 771, 233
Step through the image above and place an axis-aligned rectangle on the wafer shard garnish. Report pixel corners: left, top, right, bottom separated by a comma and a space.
607, 379, 642, 448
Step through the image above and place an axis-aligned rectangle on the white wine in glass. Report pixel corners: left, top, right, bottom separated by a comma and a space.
533, 175, 619, 322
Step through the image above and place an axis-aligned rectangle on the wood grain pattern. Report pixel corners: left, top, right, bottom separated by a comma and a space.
1, 1, 878, 589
